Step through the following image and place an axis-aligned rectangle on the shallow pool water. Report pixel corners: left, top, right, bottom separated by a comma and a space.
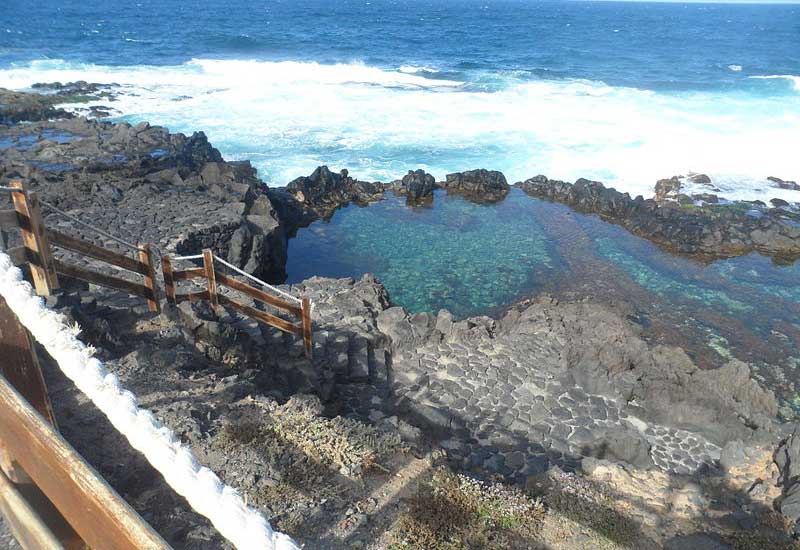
289, 189, 558, 318
287, 189, 800, 403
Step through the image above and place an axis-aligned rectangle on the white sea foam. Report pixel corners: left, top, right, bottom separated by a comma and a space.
728, 64, 742, 72
749, 74, 800, 92
0, 58, 797, 203
398, 65, 439, 74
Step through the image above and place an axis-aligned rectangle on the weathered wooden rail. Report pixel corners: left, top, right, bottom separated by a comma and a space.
0, 296, 171, 549
163, 250, 313, 358
0, 181, 313, 356
0, 181, 160, 312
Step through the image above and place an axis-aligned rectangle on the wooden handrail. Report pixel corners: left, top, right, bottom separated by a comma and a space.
217, 295, 303, 336
3, 182, 159, 310
47, 228, 148, 275
53, 260, 155, 301
214, 272, 303, 317
162, 250, 313, 358
0, 470, 64, 549
138, 244, 159, 313
10, 183, 58, 295
171, 267, 205, 281
203, 250, 218, 307
0, 374, 170, 549
161, 256, 175, 304
174, 290, 210, 304
301, 298, 312, 358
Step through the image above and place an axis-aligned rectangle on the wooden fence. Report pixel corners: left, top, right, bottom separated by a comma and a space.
1, 180, 313, 357
0, 181, 160, 312
0, 297, 171, 549
162, 250, 313, 358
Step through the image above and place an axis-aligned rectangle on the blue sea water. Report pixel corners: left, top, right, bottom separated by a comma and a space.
1, 0, 799, 201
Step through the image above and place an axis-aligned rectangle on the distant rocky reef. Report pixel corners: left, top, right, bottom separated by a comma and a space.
517, 175, 800, 262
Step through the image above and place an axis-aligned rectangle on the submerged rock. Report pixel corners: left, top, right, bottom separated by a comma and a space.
442, 169, 510, 202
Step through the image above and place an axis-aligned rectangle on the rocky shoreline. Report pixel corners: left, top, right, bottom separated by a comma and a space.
517, 175, 800, 263
2, 85, 800, 548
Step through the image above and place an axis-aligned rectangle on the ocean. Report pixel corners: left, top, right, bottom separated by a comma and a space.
1, 0, 799, 201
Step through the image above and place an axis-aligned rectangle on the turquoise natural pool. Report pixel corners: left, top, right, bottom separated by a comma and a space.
286, 189, 800, 406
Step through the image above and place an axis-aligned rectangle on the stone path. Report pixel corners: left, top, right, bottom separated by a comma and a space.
388, 313, 723, 482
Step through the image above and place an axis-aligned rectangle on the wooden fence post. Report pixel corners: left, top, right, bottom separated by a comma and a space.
137, 244, 160, 313
301, 298, 312, 360
0, 295, 57, 484
10, 182, 58, 296
161, 256, 175, 305
202, 249, 218, 307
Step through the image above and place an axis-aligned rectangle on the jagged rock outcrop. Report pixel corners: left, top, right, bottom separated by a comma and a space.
442, 169, 509, 202
655, 176, 683, 202
775, 428, 800, 535
688, 173, 712, 184
0, 87, 74, 124
269, 166, 385, 232
0, 112, 287, 281
517, 175, 800, 261
395, 169, 435, 202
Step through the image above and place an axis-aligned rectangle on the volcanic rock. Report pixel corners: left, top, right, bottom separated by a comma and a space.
0, 87, 73, 124
397, 169, 435, 202
516, 175, 800, 261
769, 176, 800, 191
688, 173, 712, 184
270, 166, 385, 232
655, 176, 682, 202
442, 169, 509, 202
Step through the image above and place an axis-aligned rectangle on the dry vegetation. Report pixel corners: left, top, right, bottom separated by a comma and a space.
387, 469, 545, 550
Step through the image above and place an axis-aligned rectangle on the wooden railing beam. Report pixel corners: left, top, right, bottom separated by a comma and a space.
174, 290, 210, 304
52, 260, 154, 301
301, 298, 313, 360
217, 295, 302, 336
161, 256, 175, 305
214, 272, 302, 317
47, 229, 148, 275
0, 374, 170, 549
171, 267, 205, 281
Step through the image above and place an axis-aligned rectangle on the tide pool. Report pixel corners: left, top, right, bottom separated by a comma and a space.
286, 189, 800, 401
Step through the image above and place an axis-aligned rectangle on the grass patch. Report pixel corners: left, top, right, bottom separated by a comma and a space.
218, 395, 405, 476
389, 469, 545, 550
